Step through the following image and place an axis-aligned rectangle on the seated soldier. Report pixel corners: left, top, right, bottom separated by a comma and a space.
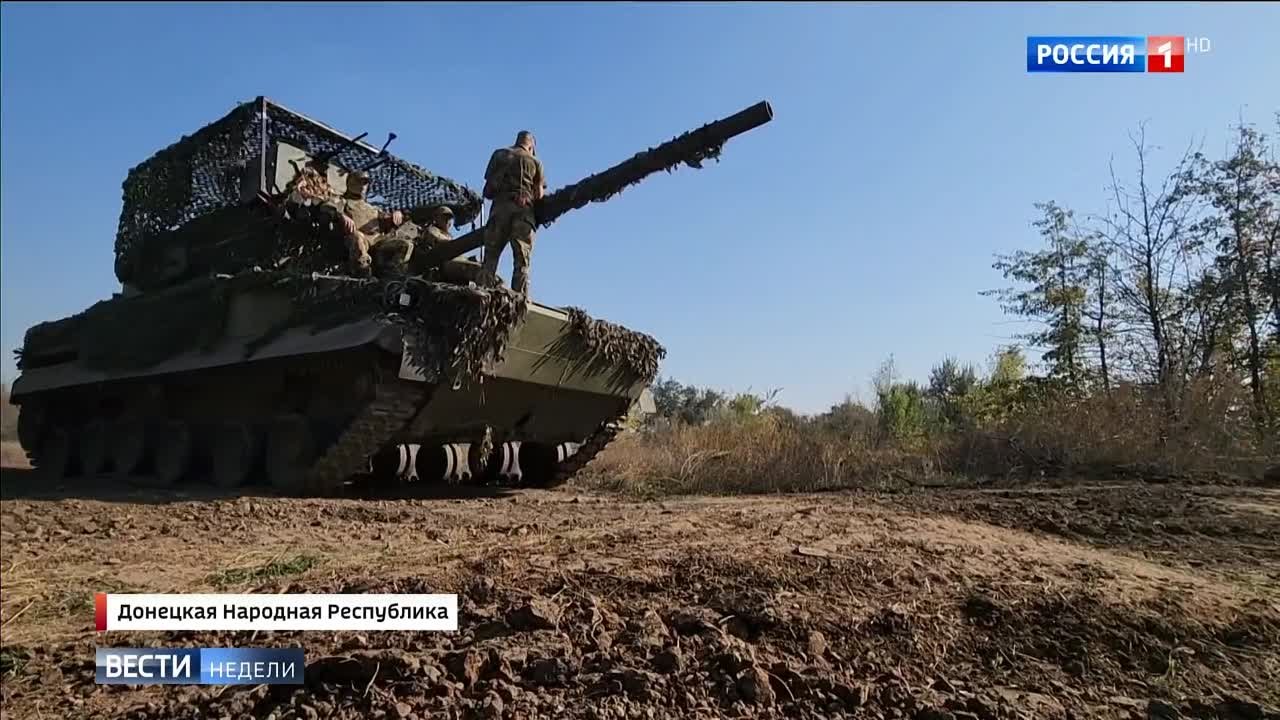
371, 202, 446, 279
370, 204, 493, 287
420, 205, 455, 247
415, 206, 492, 286
337, 171, 408, 277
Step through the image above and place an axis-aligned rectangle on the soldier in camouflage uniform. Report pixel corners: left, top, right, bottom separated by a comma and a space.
336, 170, 405, 277
480, 131, 545, 297
281, 162, 404, 277
420, 205, 455, 248
372, 204, 450, 278
417, 205, 490, 286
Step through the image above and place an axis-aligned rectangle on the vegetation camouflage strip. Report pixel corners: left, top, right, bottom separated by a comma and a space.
241, 273, 529, 388
532, 101, 772, 228
534, 132, 724, 228
562, 307, 666, 385
389, 280, 529, 386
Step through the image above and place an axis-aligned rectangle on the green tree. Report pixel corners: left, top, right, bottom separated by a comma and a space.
818, 395, 877, 439
984, 201, 1092, 387
877, 381, 930, 446
1190, 121, 1279, 426
927, 356, 979, 428
961, 346, 1032, 426
650, 377, 728, 426
868, 355, 935, 443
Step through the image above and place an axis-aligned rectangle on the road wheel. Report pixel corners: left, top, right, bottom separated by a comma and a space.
79, 419, 109, 477
154, 421, 193, 486
111, 417, 148, 479
38, 427, 73, 481
212, 423, 259, 490
266, 415, 315, 495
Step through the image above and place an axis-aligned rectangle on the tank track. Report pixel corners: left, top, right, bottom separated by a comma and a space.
529, 416, 625, 489
305, 376, 434, 496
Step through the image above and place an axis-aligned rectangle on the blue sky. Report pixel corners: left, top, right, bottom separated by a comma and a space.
1, 3, 1276, 414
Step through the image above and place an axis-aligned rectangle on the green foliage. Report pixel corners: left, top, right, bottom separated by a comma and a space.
990, 346, 1028, 384
648, 378, 780, 429
876, 381, 931, 446
928, 357, 979, 429
0, 647, 30, 678
984, 202, 1093, 386
816, 395, 877, 439
208, 553, 321, 589
1186, 121, 1279, 426
650, 377, 728, 426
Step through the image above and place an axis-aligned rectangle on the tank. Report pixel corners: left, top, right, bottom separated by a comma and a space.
8, 96, 773, 496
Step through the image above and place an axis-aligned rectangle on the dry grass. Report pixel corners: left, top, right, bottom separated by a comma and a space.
957, 382, 1274, 480
579, 418, 953, 497
580, 387, 1276, 498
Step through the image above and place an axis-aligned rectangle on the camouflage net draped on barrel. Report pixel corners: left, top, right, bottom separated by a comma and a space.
114, 97, 482, 287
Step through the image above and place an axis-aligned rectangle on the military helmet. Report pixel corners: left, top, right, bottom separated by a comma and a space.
344, 170, 372, 198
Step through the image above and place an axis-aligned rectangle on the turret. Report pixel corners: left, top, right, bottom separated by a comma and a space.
418, 101, 774, 269
112, 96, 483, 292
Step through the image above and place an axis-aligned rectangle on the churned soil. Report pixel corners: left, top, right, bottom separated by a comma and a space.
1, 451, 1277, 720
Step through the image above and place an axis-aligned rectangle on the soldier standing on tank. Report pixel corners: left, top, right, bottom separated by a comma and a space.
480, 130, 546, 297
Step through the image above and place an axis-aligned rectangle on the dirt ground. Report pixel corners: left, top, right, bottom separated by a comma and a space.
1, 444, 1278, 720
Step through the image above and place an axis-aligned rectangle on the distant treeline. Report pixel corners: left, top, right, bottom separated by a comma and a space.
589, 113, 1279, 496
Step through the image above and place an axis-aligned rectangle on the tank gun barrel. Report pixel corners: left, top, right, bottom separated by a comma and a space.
419, 100, 773, 268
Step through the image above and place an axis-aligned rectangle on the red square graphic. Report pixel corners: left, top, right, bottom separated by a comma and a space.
1147, 36, 1185, 73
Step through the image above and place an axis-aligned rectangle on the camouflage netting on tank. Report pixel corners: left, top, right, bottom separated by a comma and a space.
556, 307, 666, 386
385, 279, 529, 386
114, 97, 482, 286
243, 274, 528, 388
17, 272, 528, 385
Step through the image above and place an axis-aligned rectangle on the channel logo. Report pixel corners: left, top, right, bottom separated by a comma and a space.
1027, 36, 1198, 73
95, 647, 305, 685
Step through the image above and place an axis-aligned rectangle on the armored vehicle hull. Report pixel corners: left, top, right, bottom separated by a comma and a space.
11, 272, 661, 493
9, 96, 770, 496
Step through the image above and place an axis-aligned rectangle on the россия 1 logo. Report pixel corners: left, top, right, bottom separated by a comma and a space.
1026, 36, 1198, 73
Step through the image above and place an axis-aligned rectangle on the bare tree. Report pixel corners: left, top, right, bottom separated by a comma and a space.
1097, 124, 1205, 405
1082, 237, 1119, 395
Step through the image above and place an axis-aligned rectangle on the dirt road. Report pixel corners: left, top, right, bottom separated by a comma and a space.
1, 456, 1277, 719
